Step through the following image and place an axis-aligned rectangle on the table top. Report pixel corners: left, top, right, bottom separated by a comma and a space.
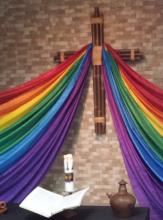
0, 204, 149, 220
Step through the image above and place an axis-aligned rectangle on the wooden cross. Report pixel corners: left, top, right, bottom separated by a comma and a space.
54, 7, 143, 135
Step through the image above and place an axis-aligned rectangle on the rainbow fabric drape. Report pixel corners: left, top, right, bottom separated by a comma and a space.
103, 44, 163, 220
0, 43, 162, 220
0, 45, 92, 202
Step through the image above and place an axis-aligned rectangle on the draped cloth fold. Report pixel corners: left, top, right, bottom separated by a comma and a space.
103, 45, 163, 220
0, 45, 92, 203
0, 42, 162, 220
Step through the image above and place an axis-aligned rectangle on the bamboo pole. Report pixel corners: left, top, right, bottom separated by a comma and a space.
91, 7, 106, 134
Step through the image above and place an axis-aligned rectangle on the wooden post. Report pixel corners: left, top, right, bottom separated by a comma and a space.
91, 7, 106, 135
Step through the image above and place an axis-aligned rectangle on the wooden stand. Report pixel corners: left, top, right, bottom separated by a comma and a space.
61, 210, 77, 218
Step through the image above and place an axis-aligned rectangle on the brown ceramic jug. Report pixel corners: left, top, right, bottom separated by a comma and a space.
107, 180, 136, 218
0, 201, 7, 214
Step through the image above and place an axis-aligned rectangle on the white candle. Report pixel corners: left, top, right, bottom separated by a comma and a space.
63, 154, 74, 193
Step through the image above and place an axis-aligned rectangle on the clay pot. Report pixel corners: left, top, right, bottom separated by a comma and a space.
107, 180, 136, 218
0, 201, 7, 214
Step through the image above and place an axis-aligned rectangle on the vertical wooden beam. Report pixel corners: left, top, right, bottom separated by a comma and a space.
91, 7, 106, 134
